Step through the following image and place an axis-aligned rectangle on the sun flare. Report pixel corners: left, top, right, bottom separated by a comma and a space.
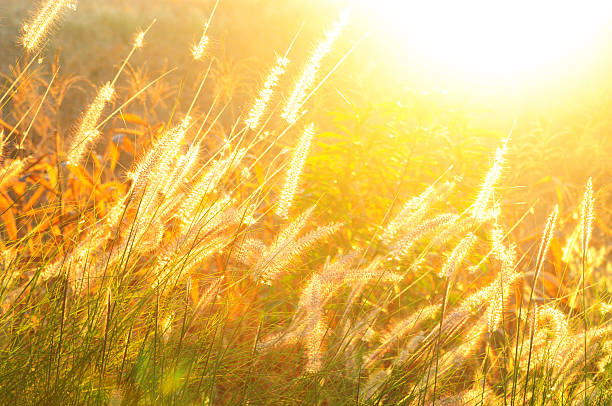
354, 0, 612, 84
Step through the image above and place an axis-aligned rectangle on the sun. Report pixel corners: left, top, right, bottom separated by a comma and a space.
351, 0, 612, 85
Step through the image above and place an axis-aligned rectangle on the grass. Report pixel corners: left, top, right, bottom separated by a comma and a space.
0, 0, 611, 405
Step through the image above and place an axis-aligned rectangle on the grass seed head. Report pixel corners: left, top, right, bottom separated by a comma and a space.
67, 82, 114, 166
275, 123, 315, 219
581, 177, 594, 255
21, 0, 75, 51
281, 10, 350, 124
245, 56, 289, 130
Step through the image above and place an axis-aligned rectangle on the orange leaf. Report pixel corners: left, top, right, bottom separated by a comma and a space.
121, 137, 136, 155
110, 142, 120, 172
190, 278, 200, 304
69, 166, 94, 189
118, 113, 147, 126
12, 181, 27, 195
51, 225, 62, 238
45, 163, 58, 188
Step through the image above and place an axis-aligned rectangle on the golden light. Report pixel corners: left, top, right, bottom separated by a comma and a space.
352, 0, 612, 86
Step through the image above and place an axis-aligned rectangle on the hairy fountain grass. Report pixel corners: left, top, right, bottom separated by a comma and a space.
129, 117, 192, 195
133, 31, 145, 49
245, 56, 290, 130
431, 207, 498, 249
281, 9, 350, 124
159, 143, 201, 201
67, 24, 151, 166
192, 32, 209, 61
519, 204, 559, 404
581, 178, 595, 258
21, 0, 77, 51
1, 4, 610, 404
388, 213, 459, 260
381, 184, 436, 246
176, 147, 248, 233
259, 251, 402, 373
191, 0, 218, 60
0, 157, 29, 189
275, 123, 315, 218
487, 244, 516, 333
363, 304, 441, 369
580, 177, 595, 402
155, 236, 228, 290
472, 138, 508, 221
438, 232, 477, 278
531, 304, 569, 370
432, 233, 478, 403
67, 82, 114, 165
255, 218, 342, 284
536, 205, 559, 281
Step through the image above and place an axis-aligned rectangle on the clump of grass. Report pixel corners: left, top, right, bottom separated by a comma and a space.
0, 2, 610, 405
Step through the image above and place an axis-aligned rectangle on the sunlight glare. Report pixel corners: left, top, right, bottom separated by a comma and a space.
353, 0, 612, 84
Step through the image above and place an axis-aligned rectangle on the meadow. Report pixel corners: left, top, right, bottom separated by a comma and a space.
0, 0, 611, 404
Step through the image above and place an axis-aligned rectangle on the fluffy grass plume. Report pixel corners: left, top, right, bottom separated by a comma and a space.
191, 0, 218, 60
581, 177, 595, 255
472, 138, 508, 220
133, 31, 145, 48
245, 56, 290, 130
0, 158, 29, 189
21, 0, 76, 51
281, 9, 350, 124
438, 232, 477, 278
381, 185, 436, 245
275, 123, 315, 218
192, 30, 209, 61
67, 82, 114, 165
534, 204, 559, 283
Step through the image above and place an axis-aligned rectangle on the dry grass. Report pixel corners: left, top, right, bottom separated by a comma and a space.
0, 1, 611, 405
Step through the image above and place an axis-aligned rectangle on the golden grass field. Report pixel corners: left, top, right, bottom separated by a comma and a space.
0, 0, 611, 404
